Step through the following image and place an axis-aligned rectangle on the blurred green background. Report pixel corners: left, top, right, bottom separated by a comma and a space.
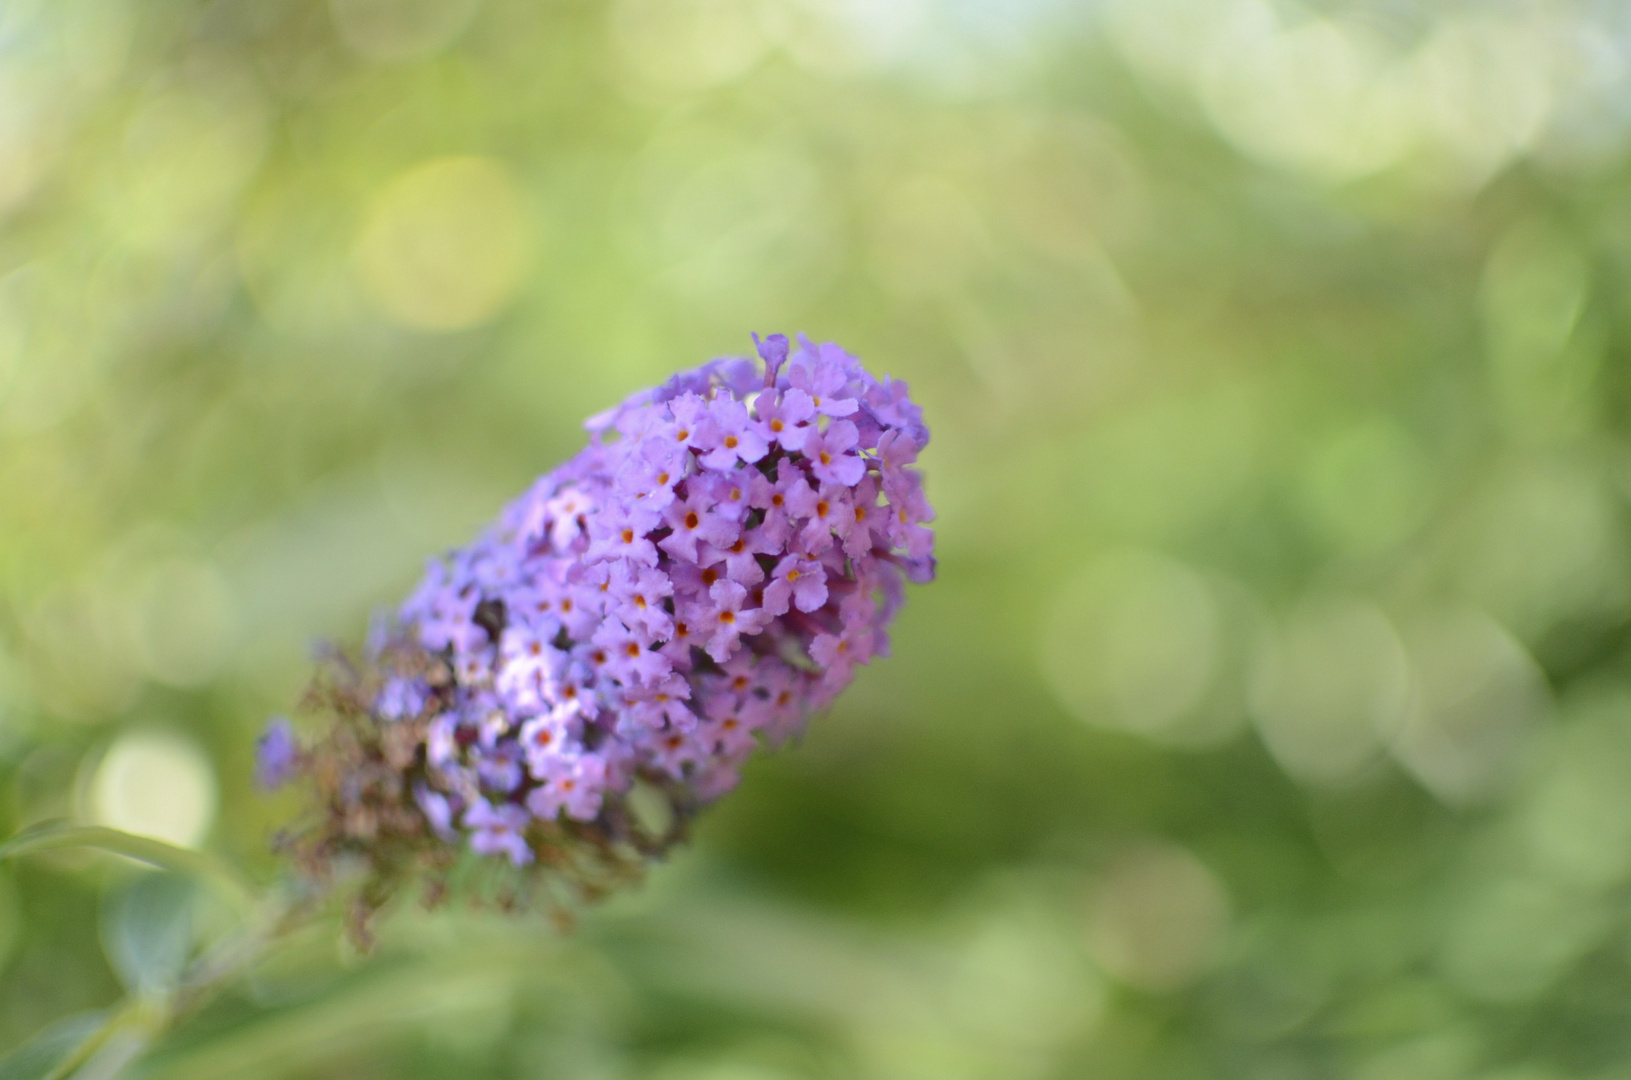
5, 0, 1631, 1076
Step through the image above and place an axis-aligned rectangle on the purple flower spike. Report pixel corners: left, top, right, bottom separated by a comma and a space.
287, 334, 933, 883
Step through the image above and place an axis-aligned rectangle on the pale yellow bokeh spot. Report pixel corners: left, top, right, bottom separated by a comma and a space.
1392, 608, 1549, 807
355, 156, 532, 331
610, 0, 770, 91
1087, 842, 1230, 992
1249, 598, 1410, 785
90, 729, 218, 849
1042, 549, 1222, 743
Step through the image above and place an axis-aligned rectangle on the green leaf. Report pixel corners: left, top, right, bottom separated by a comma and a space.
0, 1011, 107, 1080
101, 873, 195, 995
0, 822, 252, 911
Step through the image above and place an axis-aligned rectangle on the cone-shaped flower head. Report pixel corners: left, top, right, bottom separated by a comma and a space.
266, 335, 934, 924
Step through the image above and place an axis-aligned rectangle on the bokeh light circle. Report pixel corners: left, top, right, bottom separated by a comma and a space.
355, 155, 533, 332
89, 729, 218, 849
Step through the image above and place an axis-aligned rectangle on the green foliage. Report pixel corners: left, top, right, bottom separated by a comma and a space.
0, 1013, 106, 1080
99, 873, 195, 996
0, 822, 251, 908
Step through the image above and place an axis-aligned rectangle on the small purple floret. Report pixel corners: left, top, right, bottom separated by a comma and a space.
255, 717, 301, 790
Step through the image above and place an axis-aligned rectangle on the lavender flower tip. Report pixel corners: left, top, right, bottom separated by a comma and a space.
255, 717, 300, 790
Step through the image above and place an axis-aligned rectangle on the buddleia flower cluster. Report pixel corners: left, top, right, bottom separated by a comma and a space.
262, 334, 934, 928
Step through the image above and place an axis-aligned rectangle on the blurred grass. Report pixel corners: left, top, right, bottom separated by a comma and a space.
7, 0, 1631, 1077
